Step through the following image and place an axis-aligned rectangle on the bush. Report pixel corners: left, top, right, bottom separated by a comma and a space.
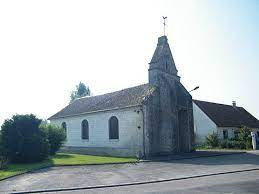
219, 127, 253, 150
220, 139, 228, 149
205, 132, 219, 148
41, 124, 66, 155
0, 114, 49, 163
0, 132, 8, 169
236, 127, 252, 150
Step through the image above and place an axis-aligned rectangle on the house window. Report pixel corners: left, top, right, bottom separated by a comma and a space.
81, 120, 89, 140
61, 122, 67, 139
234, 131, 239, 139
109, 116, 119, 139
223, 130, 228, 139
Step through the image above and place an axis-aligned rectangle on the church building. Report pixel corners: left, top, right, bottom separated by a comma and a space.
49, 36, 195, 158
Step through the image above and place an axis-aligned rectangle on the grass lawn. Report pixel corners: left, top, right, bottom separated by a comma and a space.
0, 153, 137, 180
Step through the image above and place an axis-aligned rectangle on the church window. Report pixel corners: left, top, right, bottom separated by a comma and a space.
61, 122, 67, 139
109, 116, 119, 139
81, 119, 89, 140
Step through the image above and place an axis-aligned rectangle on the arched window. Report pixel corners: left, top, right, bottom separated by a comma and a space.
61, 122, 67, 139
109, 116, 119, 139
81, 120, 89, 140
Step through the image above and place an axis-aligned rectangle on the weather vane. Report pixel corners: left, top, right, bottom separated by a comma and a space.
162, 16, 167, 36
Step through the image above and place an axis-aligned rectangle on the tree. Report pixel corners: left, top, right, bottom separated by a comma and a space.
70, 81, 90, 103
1, 114, 49, 163
40, 124, 66, 155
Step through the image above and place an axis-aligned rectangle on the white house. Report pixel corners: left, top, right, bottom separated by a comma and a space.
193, 100, 259, 145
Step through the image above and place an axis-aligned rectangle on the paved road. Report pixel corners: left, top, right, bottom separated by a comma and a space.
62, 170, 259, 194
1, 151, 259, 193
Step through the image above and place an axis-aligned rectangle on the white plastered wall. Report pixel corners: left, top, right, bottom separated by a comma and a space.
193, 102, 218, 145
49, 106, 144, 157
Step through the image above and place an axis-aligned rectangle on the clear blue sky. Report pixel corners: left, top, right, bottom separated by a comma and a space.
0, 0, 258, 125
191, 0, 259, 115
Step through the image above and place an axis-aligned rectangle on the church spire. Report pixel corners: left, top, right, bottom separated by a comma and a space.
149, 36, 178, 76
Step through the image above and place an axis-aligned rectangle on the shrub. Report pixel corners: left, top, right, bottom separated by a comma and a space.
205, 132, 219, 148
220, 139, 228, 149
0, 132, 8, 169
0, 114, 49, 163
230, 140, 240, 149
40, 124, 66, 155
236, 127, 252, 150
220, 139, 235, 149
219, 127, 253, 150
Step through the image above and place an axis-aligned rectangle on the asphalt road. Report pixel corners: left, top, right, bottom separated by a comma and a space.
61, 169, 259, 194
1, 151, 259, 194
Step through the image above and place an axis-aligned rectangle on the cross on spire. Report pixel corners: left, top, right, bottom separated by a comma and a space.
162, 16, 167, 36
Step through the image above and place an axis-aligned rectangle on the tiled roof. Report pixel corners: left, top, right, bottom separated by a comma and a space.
49, 84, 155, 119
194, 100, 259, 128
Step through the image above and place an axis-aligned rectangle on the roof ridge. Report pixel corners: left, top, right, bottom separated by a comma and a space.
75, 83, 149, 102
193, 99, 242, 108
194, 99, 259, 128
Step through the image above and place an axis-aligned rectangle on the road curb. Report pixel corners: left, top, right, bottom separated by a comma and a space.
11, 167, 259, 194
140, 151, 246, 162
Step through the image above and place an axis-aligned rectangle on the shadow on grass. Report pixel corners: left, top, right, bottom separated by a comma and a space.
6, 159, 53, 172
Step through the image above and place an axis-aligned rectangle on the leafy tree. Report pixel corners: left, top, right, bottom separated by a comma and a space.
1, 114, 49, 163
40, 124, 66, 155
70, 81, 90, 103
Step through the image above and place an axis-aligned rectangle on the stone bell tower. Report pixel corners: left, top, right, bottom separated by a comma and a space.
149, 36, 179, 84
143, 36, 194, 157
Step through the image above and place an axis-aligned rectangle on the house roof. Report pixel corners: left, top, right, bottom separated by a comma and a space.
193, 100, 259, 128
49, 84, 155, 120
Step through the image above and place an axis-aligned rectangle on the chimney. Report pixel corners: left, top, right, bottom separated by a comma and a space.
232, 101, 236, 108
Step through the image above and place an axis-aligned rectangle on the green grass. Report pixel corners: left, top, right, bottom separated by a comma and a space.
0, 153, 137, 180
0, 160, 52, 180
52, 153, 137, 165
